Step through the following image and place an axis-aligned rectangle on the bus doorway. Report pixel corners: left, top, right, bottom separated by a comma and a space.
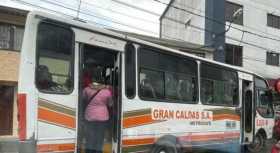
77, 44, 121, 153
241, 78, 255, 146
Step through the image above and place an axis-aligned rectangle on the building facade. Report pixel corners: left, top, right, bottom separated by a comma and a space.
0, 6, 26, 141
160, 0, 280, 80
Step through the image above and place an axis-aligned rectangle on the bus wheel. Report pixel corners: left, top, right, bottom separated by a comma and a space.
151, 141, 178, 153
247, 133, 265, 153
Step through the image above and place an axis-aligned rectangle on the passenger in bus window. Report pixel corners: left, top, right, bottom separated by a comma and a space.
232, 88, 239, 106
177, 78, 193, 101
140, 77, 156, 99
83, 71, 113, 153
37, 65, 54, 90
201, 79, 214, 104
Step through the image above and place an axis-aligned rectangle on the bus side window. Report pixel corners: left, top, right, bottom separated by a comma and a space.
35, 22, 74, 93
201, 63, 239, 106
138, 47, 197, 103
139, 68, 164, 99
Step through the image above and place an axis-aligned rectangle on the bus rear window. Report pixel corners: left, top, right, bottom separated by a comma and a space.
36, 22, 74, 94
201, 63, 239, 106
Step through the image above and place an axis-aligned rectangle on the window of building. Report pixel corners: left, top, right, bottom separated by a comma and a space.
266, 52, 279, 66
201, 63, 239, 106
36, 22, 74, 93
139, 48, 197, 103
267, 14, 280, 29
225, 1, 243, 25
0, 23, 24, 51
125, 43, 136, 98
225, 44, 243, 66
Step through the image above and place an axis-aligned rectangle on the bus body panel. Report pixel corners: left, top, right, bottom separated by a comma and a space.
18, 12, 40, 145
122, 99, 241, 153
15, 11, 275, 153
255, 112, 274, 138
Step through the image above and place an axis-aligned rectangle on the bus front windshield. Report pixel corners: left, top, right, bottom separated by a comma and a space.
255, 77, 274, 118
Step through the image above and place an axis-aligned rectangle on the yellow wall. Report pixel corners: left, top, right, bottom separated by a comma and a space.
0, 50, 20, 83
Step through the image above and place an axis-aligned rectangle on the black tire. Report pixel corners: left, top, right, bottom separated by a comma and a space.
247, 133, 265, 153
151, 141, 178, 153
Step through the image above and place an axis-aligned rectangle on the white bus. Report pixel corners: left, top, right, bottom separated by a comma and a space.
13, 11, 274, 153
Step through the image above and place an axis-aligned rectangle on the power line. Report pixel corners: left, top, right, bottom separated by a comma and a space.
111, 0, 160, 16
49, 0, 201, 38
164, 0, 280, 41
39, 0, 160, 36
53, 0, 159, 25
10, 0, 120, 29
154, 0, 280, 43
12, 0, 195, 43
82, 0, 158, 24
43, 0, 228, 47
44, 0, 280, 53
42, 0, 265, 52
189, 24, 278, 53
11, 0, 277, 64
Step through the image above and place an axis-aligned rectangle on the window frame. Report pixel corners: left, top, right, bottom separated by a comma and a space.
225, 1, 243, 26
137, 46, 199, 104
254, 76, 274, 118
0, 22, 24, 52
125, 43, 136, 99
35, 21, 75, 95
225, 43, 243, 66
200, 62, 239, 107
267, 13, 280, 29
266, 52, 279, 66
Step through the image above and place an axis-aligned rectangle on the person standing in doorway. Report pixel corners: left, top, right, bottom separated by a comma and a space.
83, 73, 113, 153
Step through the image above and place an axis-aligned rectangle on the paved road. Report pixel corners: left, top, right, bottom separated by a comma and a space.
261, 139, 275, 153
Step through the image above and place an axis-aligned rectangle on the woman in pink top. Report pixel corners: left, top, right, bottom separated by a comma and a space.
83, 75, 113, 153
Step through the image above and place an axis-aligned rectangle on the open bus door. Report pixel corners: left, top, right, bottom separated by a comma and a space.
111, 53, 122, 153
238, 72, 255, 146
77, 40, 123, 153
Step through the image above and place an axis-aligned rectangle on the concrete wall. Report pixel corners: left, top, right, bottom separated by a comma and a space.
226, 0, 280, 79
161, 0, 206, 45
161, 0, 280, 79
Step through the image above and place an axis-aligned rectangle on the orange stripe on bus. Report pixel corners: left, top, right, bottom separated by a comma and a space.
38, 107, 76, 129
123, 114, 157, 128
123, 113, 240, 128
213, 114, 240, 121
37, 143, 75, 152
122, 132, 240, 147
122, 137, 156, 146
188, 132, 240, 141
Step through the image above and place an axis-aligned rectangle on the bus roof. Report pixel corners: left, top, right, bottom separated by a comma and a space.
27, 11, 264, 79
